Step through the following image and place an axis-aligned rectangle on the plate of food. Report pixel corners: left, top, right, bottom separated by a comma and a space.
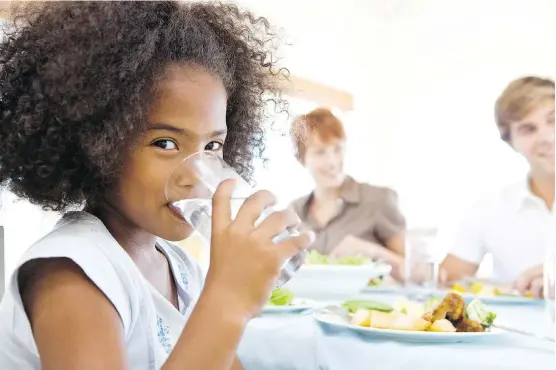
314, 292, 504, 343
444, 280, 542, 305
284, 251, 391, 300
261, 288, 314, 315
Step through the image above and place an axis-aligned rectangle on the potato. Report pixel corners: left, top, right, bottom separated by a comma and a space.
392, 316, 431, 331
350, 309, 372, 327
412, 318, 432, 331
428, 319, 457, 332
369, 311, 396, 329
391, 315, 416, 331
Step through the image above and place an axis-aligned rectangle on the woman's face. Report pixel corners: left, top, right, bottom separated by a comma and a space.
303, 134, 346, 189
110, 65, 228, 241
509, 100, 555, 177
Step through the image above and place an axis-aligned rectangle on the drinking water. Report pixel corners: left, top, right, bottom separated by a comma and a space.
172, 198, 305, 287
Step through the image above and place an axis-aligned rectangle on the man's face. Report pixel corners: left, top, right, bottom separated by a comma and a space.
509, 99, 555, 176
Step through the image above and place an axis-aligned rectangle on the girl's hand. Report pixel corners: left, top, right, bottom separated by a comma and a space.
205, 180, 314, 318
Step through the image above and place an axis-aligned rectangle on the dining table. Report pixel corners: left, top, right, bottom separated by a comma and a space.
238, 291, 555, 370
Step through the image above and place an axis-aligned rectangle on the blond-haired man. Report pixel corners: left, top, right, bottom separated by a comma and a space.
440, 76, 554, 297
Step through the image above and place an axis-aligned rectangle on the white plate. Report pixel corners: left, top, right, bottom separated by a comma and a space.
463, 294, 541, 305
313, 311, 504, 343
437, 291, 542, 305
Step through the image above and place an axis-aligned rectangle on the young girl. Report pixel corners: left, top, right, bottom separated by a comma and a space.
0, 2, 312, 369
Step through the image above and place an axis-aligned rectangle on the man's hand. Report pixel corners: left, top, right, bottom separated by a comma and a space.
439, 254, 479, 286
513, 264, 544, 298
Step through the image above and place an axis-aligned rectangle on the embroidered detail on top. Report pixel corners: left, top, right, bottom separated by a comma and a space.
156, 315, 172, 354
180, 271, 189, 290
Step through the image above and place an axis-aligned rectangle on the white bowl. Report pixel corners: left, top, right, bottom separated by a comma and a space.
283, 263, 392, 301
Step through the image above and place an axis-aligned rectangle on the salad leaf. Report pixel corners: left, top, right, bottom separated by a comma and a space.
268, 288, 294, 306
305, 250, 370, 265
466, 299, 497, 329
342, 299, 393, 313
305, 250, 330, 265
335, 255, 372, 265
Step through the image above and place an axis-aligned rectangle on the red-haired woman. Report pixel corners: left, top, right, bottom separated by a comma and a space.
290, 108, 406, 280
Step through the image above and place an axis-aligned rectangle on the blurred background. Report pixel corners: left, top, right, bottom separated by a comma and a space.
0, 0, 554, 281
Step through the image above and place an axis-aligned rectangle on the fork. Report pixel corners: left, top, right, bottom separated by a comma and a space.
492, 324, 555, 342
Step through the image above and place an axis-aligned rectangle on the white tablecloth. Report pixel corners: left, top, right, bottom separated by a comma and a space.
238, 293, 555, 370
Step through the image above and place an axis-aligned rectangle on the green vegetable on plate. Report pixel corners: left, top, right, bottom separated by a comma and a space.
466, 299, 497, 329
342, 299, 394, 313
268, 288, 294, 306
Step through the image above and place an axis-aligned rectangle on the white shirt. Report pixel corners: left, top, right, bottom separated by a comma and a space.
445, 178, 554, 283
0, 212, 205, 370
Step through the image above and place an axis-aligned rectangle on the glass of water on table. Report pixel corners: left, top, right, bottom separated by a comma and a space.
164, 150, 306, 287
404, 236, 439, 302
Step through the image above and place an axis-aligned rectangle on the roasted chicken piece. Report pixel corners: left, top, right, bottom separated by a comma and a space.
455, 318, 485, 332
421, 293, 486, 333
427, 292, 466, 323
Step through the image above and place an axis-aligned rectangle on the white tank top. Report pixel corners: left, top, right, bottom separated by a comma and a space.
0, 211, 205, 369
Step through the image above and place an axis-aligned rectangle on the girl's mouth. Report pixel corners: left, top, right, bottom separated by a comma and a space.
167, 203, 186, 222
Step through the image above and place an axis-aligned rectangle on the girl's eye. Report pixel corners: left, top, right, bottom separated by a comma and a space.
152, 139, 178, 150
205, 141, 223, 151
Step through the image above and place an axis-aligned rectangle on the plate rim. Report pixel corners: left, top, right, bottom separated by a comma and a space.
262, 300, 315, 313
262, 304, 313, 311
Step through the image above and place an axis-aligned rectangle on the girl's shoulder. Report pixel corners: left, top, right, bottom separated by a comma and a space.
5, 211, 145, 335
0, 211, 159, 369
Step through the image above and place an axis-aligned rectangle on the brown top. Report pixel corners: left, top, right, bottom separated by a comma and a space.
289, 176, 406, 255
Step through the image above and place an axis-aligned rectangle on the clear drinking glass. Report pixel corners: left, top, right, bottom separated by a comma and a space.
165, 151, 306, 287
404, 236, 439, 302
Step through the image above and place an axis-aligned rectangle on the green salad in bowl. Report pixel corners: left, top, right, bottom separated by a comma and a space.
305, 250, 371, 266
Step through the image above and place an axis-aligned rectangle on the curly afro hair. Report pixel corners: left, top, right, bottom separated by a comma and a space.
0, 1, 288, 212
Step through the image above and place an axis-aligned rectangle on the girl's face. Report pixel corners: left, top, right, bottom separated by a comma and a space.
303, 134, 346, 189
110, 65, 228, 241
509, 100, 555, 177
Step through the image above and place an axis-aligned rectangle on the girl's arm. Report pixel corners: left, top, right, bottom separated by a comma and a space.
22, 258, 249, 370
